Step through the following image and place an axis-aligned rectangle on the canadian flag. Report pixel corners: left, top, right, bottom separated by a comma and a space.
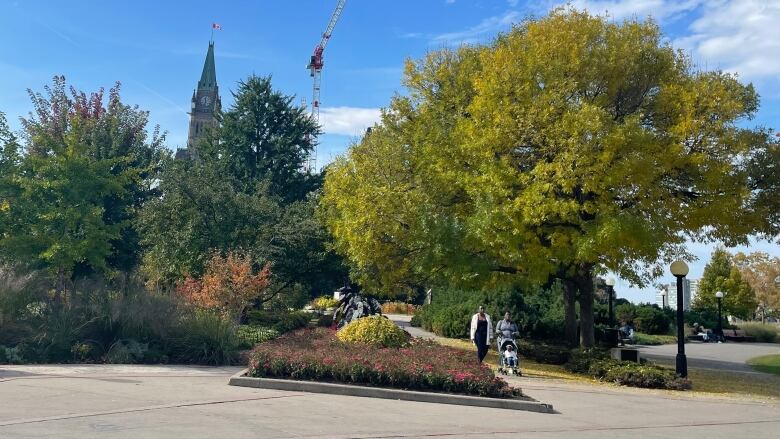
212, 23, 222, 30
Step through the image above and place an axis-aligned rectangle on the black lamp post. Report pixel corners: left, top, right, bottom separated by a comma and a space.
715, 291, 724, 342
606, 277, 616, 327
670, 260, 689, 378
660, 289, 667, 309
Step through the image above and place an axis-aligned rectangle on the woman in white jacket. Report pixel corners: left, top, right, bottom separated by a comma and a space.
470, 305, 492, 363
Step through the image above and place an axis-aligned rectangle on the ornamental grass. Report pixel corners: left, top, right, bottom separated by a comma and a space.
248, 327, 521, 398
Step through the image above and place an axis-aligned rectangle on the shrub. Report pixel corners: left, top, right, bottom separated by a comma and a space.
684, 309, 722, 330
176, 252, 272, 324
565, 349, 611, 374
739, 323, 778, 343
430, 303, 474, 338
0, 345, 24, 364
246, 310, 280, 326
336, 315, 410, 348
167, 311, 241, 365
245, 310, 311, 334
311, 296, 339, 311
316, 314, 333, 327
412, 284, 568, 341
517, 340, 571, 365
632, 333, 677, 345
248, 328, 521, 398
602, 362, 691, 390
565, 348, 690, 390
381, 301, 418, 315
273, 311, 311, 333
105, 339, 150, 364
237, 325, 280, 349
633, 306, 671, 335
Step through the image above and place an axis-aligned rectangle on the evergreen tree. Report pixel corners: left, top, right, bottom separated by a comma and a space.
199, 75, 320, 201
140, 75, 347, 299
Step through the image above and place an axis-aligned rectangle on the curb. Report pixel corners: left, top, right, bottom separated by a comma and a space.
228, 370, 555, 413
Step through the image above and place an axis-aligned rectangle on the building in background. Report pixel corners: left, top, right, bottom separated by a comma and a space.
657, 279, 700, 310
689, 279, 700, 307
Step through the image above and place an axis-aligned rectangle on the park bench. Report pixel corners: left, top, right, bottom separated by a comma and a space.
686, 327, 707, 342
722, 329, 756, 342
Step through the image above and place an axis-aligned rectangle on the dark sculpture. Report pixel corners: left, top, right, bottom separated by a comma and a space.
333, 286, 382, 329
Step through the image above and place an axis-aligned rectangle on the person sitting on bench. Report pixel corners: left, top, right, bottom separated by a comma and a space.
618, 320, 635, 345
693, 323, 712, 342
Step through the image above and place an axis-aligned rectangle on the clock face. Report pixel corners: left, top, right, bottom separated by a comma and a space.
200, 96, 211, 106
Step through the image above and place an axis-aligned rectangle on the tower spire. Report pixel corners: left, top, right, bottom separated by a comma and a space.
198, 42, 217, 90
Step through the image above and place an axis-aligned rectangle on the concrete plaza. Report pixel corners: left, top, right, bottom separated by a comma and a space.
1, 364, 778, 438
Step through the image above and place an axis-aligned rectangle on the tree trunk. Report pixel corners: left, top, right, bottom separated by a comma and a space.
576, 265, 595, 348
563, 279, 578, 348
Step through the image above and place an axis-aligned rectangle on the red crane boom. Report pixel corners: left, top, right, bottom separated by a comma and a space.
306, 0, 346, 172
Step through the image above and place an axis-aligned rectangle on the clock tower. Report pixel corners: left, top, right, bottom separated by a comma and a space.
179, 41, 221, 159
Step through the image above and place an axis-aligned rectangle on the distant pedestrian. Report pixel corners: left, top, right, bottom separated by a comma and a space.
470, 305, 492, 363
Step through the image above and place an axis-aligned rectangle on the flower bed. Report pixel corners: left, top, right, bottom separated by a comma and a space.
248, 327, 520, 398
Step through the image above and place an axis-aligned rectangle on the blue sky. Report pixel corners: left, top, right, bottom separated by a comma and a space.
1, 0, 778, 302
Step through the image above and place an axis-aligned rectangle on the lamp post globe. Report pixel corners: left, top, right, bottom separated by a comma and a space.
670, 260, 689, 277
670, 260, 689, 378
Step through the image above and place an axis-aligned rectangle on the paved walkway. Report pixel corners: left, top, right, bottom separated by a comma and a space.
388, 314, 780, 374
638, 342, 780, 373
1, 364, 778, 438
388, 313, 440, 340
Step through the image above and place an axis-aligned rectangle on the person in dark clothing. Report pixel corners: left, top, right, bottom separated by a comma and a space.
470, 305, 493, 363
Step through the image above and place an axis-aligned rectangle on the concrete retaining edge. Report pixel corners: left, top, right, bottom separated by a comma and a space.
228, 369, 555, 413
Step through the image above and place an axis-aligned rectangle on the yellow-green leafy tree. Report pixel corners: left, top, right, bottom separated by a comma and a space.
733, 251, 780, 321
693, 249, 757, 319
320, 9, 777, 347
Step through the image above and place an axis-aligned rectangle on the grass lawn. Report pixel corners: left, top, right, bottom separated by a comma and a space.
748, 354, 780, 377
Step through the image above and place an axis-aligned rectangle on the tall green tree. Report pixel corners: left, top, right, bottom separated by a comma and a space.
0, 112, 22, 237
321, 9, 777, 347
693, 249, 757, 319
140, 75, 347, 299
0, 77, 166, 298
198, 75, 320, 201
19, 76, 167, 273
733, 252, 780, 319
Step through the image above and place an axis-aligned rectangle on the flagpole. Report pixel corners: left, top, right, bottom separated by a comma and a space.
210, 26, 214, 43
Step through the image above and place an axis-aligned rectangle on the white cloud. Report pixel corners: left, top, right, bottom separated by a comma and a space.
319, 107, 381, 136
559, 0, 780, 82
675, 0, 780, 81
565, 0, 704, 22
432, 10, 520, 45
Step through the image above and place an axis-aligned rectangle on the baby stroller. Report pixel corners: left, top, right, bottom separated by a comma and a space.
497, 336, 520, 376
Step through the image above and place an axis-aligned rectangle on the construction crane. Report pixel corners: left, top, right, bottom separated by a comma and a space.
306, 0, 346, 172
